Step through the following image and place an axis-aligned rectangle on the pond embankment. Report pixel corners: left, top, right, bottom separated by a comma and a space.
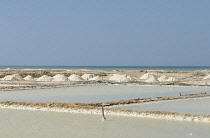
0, 93, 210, 122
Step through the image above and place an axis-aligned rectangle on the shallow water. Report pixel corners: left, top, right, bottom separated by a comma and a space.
0, 85, 209, 103
0, 108, 209, 138
116, 97, 210, 115
0, 85, 210, 137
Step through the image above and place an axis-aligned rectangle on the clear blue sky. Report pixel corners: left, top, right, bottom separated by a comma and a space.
0, 0, 209, 66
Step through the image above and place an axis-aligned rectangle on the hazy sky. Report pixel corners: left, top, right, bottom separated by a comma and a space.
0, 1, 209, 66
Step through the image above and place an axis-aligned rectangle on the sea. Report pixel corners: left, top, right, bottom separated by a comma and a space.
0, 66, 210, 71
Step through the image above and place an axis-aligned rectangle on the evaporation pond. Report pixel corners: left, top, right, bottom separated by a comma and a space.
0, 108, 209, 138
0, 85, 209, 103
115, 97, 210, 114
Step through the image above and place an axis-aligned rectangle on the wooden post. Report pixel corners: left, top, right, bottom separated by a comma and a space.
102, 104, 106, 121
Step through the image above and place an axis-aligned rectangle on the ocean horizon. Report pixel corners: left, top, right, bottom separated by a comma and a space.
0, 66, 210, 71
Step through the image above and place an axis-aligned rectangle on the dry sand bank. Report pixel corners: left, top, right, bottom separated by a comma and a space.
0, 93, 210, 122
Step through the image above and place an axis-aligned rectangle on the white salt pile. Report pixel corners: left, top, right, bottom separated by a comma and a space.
2, 74, 24, 81
145, 77, 158, 83
52, 74, 68, 82
203, 75, 210, 80
158, 75, 168, 82
24, 75, 34, 81
89, 76, 103, 81
109, 74, 132, 82
166, 77, 177, 82
13, 74, 24, 80
81, 74, 95, 81
68, 74, 83, 81
140, 73, 156, 80
36, 75, 52, 82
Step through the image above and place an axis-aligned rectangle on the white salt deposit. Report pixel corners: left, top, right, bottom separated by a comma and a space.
24, 75, 34, 81
89, 76, 103, 81
36, 75, 52, 82
2, 74, 24, 81
145, 77, 158, 83
203, 75, 210, 80
158, 75, 168, 82
81, 74, 95, 81
52, 74, 68, 82
109, 74, 132, 82
2, 75, 16, 81
140, 73, 156, 80
68, 74, 83, 81
166, 77, 177, 82
13, 74, 24, 81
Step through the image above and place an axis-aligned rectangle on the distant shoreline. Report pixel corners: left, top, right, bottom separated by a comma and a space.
0, 66, 210, 71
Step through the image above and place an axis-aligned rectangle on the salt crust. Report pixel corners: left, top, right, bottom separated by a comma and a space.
145, 77, 158, 83
203, 75, 210, 80
109, 74, 132, 82
36, 75, 52, 82
166, 77, 177, 82
158, 75, 168, 82
140, 73, 156, 80
89, 76, 103, 81
24, 75, 34, 81
2, 74, 24, 81
68, 74, 83, 81
52, 74, 68, 82
81, 74, 95, 80
0, 105, 209, 123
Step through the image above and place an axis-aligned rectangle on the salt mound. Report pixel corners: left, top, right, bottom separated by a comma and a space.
81, 74, 95, 81
12, 74, 24, 80
145, 77, 158, 83
36, 75, 52, 82
109, 74, 132, 82
24, 75, 34, 81
158, 75, 168, 82
68, 74, 83, 81
140, 73, 156, 80
52, 74, 68, 82
203, 75, 210, 80
89, 76, 103, 81
166, 77, 177, 82
2, 74, 24, 81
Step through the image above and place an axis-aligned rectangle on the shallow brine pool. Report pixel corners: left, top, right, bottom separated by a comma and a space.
115, 97, 210, 115
0, 108, 209, 138
0, 85, 209, 103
